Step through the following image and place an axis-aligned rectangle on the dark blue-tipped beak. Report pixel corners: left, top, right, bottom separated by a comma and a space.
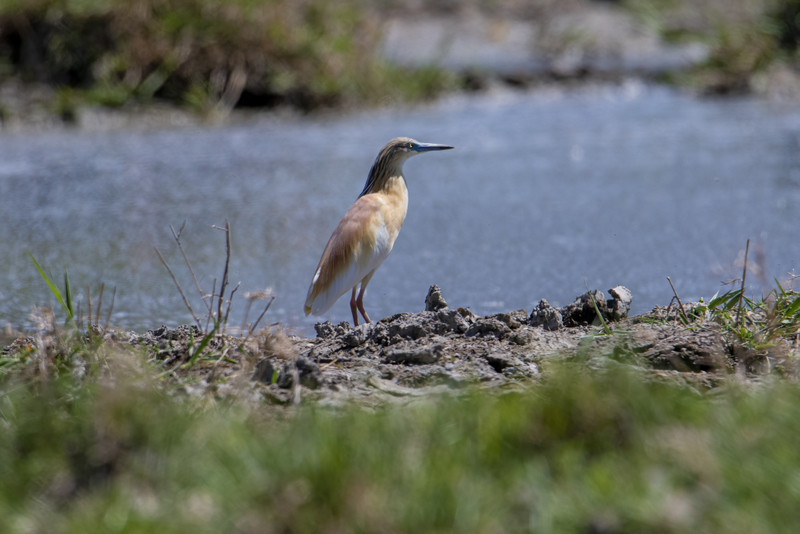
415, 142, 454, 152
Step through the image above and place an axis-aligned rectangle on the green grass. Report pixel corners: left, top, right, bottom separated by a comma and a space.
9, 237, 800, 532
2, 354, 800, 533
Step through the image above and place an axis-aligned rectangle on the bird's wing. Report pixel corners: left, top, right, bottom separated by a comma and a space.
305, 195, 394, 316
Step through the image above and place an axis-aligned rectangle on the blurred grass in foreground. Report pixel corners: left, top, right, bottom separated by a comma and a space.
2, 357, 800, 533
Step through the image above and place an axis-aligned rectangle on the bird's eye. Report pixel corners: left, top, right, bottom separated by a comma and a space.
407, 143, 413, 149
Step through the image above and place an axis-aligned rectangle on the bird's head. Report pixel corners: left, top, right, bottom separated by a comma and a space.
359, 137, 453, 197
382, 137, 454, 162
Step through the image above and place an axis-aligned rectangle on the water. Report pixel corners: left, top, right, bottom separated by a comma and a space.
1, 82, 799, 336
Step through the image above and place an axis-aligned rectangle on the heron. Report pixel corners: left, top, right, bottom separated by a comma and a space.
304, 137, 453, 326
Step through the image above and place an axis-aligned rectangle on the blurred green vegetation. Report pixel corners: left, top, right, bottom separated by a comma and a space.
0, 0, 456, 116
2, 251, 798, 532
2, 355, 800, 532
625, 0, 800, 92
3, 0, 800, 117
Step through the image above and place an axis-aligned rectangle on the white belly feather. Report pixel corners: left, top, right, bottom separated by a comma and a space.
307, 218, 394, 316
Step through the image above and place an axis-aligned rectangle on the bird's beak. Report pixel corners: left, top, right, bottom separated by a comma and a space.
415, 143, 454, 152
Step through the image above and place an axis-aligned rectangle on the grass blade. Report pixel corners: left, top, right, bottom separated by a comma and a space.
28, 251, 74, 322
63, 269, 73, 318
188, 324, 218, 367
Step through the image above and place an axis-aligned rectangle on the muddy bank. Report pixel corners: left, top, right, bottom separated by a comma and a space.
7, 284, 793, 407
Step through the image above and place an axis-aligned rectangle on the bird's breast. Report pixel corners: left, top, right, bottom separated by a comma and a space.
379, 175, 409, 238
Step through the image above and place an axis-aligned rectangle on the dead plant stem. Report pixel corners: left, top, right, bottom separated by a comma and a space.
171, 222, 213, 315
155, 246, 203, 329
666, 277, 688, 323
95, 283, 104, 327
214, 220, 232, 330
223, 282, 240, 335
103, 287, 116, 330
87, 285, 93, 338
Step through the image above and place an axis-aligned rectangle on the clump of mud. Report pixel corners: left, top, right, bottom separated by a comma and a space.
4, 285, 795, 406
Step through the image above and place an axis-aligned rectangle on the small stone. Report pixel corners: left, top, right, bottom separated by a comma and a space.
490, 309, 528, 330
252, 359, 277, 384
277, 357, 321, 389
425, 285, 448, 312
436, 308, 469, 334
314, 321, 336, 339
383, 341, 444, 365
466, 318, 512, 339
343, 323, 373, 347
609, 286, 633, 321
560, 290, 607, 327
483, 351, 525, 373
296, 357, 321, 389
530, 299, 563, 331
383, 309, 467, 340
510, 329, 534, 345
457, 307, 478, 323
314, 321, 351, 339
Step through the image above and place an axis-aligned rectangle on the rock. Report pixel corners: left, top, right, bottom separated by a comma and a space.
370, 322, 391, 345
509, 328, 534, 346
557, 287, 633, 326
146, 324, 202, 342
457, 307, 478, 324
343, 323, 373, 347
277, 357, 321, 389
483, 351, 526, 373
252, 359, 277, 384
609, 286, 633, 321
530, 299, 563, 331
314, 321, 351, 339
628, 329, 657, 353
425, 284, 448, 311
381, 309, 468, 341
560, 290, 607, 327
435, 308, 469, 334
466, 317, 512, 339
383, 340, 445, 365
367, 375, 450, 397
490, 309, 528, 330
635, 324, 728, 373
383, 313, 427, 340
296, 357, 322, 389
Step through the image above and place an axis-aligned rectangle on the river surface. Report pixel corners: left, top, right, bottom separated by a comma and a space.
1, 82, 799, 336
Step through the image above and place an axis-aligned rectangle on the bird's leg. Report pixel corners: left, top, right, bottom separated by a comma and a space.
356, 286, 371, 324
355, 272, 376, 324
349, 287, 359, 326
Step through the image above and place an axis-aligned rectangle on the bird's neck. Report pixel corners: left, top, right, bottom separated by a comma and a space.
380, 173, 408, 204
378, 173, 409, 233
360, 156, 410, 198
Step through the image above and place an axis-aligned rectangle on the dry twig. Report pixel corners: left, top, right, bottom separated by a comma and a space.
95, 283, 104, 327
213, 220, 232, 329
87, 285, 93, 338
666, 277, 688, 323
103, 287, 117, 330
171, 221, 213, 315
155, 246, 203, 329
222, 282, 241, 335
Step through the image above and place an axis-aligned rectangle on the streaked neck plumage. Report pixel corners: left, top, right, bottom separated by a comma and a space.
358, 144, 413, 198
358, 147, 411, 232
